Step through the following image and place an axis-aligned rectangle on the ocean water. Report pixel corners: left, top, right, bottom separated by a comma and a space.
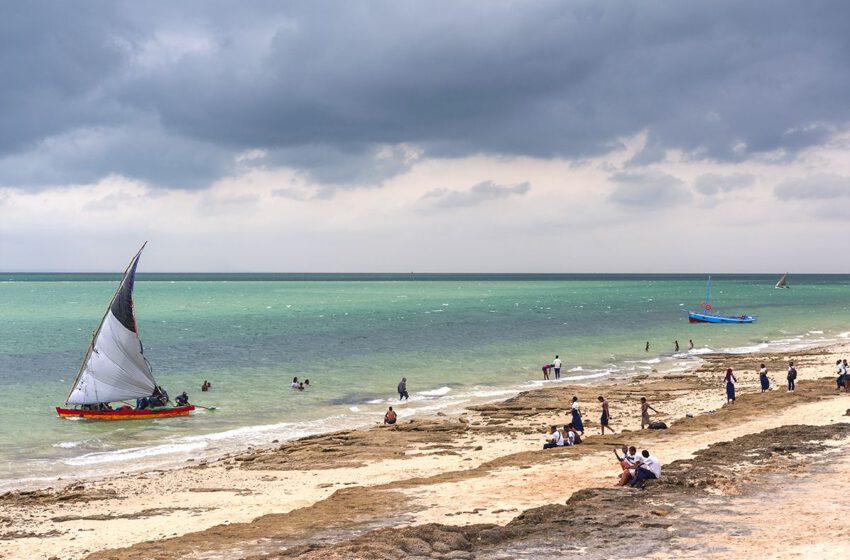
0, 273, 848, 489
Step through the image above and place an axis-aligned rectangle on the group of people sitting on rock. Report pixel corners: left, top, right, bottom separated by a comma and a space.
542, 423, 583, 448
614, 445, 662, 488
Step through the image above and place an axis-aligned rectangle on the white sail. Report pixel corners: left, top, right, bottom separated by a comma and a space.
66, 244, 157, 405
775, 273, 788, 289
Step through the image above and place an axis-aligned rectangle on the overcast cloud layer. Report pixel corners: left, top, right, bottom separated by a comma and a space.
0, 1, 849, 271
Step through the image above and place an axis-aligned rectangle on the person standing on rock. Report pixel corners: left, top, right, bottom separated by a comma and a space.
598, 396, 615, 434
398, 377, 409, 400
570, 396, 584, 435
724, 368, 737, 403
640, 397, 659, 429
787, 361, 797, 392
759, 364, 770, 393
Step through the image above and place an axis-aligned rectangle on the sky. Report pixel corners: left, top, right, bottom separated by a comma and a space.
1, 1, 849, 273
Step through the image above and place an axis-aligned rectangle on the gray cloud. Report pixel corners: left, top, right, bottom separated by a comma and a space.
421, 180, 531, 209
694, 173, 755, 195
774, 174, 850, 200
2, 1, 850, 191
608, 171, 691, 207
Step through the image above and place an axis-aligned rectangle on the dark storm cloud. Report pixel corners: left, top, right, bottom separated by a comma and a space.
2, 1, 850, 191
608, 171, 691, 207
774, 174, 850, 200
421, 180, 531, 209
694, 173, 755, 196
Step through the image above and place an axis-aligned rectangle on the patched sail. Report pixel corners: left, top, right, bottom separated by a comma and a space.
66, 244, 156, 405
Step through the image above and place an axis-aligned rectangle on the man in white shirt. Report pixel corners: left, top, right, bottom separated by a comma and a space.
629, 449, 661, 487
553, 355, 562, 380
543, 425, 564, 449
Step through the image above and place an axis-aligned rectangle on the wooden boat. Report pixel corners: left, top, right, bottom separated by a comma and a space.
774, 273, 789, 289
56, 405, 194, 420
687, 277, 756, 324
57, 243, 194, 420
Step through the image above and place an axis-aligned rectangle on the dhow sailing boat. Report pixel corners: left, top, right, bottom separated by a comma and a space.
56, 244, 194, 420
774, 273, 789, 289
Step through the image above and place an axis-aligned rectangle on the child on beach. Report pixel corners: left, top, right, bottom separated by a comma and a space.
563, 425, 576, 446
614, 445, 637, 486
787, 362, 797, 392
759, 364, 769, 392
566, 423, 582, 444
629, 450, 662, 488
543, 425, 564, 449
724, 368, 737, 403
384, 406, 397, 424
640, 397, 659, 429
598, 396, 615, 434
841, 359, 850, 391
570, 396, 584, 435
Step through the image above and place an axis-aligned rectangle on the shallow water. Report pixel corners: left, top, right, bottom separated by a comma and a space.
0, 273, 847, 489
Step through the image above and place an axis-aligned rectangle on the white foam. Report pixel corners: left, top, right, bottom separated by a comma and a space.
468, 389, 520, 399
624, 357, 661, 364
566, 371, 612, 382
724, 342, 769, 354
64, 441, 207, 466
417, 386, 452, 397
349, 406, 360, 412
808, 330, 824, 334
53, 441, 84, 449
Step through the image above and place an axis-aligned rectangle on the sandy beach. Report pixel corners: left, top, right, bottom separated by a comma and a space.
2, 342, 850, 560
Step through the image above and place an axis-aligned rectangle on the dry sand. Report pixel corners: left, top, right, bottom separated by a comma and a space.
2, 342, 849, 560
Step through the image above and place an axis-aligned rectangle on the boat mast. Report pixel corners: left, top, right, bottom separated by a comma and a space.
705, 276, 711, 311
64, 242, 147, 405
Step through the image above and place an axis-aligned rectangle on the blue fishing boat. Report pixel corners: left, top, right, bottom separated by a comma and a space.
687, 277, 756, 324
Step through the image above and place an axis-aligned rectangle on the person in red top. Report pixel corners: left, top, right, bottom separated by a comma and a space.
384, 406, 397, 425
542, 364, 551, 380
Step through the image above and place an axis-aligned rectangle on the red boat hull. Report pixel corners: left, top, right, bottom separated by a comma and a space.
56, 405, 195, 420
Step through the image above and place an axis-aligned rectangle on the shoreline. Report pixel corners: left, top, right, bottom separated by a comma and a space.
2, 340, 849, 559
5, 330, 846, 493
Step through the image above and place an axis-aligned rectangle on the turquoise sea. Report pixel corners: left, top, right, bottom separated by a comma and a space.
1, 273, 848, 489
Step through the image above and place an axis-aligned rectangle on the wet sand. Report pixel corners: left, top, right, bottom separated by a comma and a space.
2, 342, 849, 559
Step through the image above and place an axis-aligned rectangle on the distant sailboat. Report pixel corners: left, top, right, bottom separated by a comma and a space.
687, 276, 756, 324
774, 273, 789, 289
56, 243, 195, 420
